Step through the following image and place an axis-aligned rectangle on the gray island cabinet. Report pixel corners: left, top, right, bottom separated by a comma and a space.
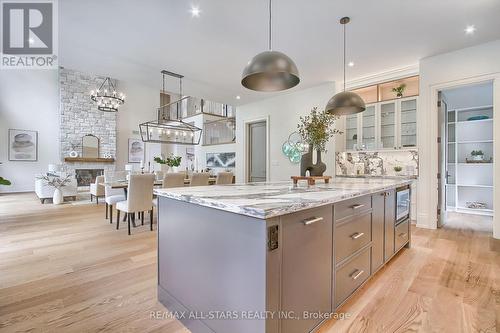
155, 178, 412, 333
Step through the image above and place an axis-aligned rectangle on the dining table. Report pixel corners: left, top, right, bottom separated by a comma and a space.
100, 177, 218, 190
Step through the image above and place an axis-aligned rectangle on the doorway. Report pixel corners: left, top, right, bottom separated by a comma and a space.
438, 81, 494, 229
246, 120, 267, 182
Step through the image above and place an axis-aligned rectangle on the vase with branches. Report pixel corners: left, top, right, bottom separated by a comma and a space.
36, 173, 73, 204
297, 107, 342, 176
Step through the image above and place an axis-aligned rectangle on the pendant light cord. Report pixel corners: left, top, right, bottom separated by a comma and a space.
268, 0, 272, 50
343, 22, 346, 92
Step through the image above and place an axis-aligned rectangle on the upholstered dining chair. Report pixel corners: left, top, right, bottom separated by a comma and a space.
216, 172, 234, 185
115, 174, 155, 235
190, 172, 210, 186
104, 171, 126, 223
162, 172, 186, 188
90, 175, 105, 204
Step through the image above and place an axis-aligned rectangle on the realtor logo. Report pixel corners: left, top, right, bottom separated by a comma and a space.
1, 0, 58, 69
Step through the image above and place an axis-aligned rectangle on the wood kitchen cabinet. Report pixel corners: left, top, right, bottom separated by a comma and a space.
371, 192, 385, 272
384, 190, 396, 261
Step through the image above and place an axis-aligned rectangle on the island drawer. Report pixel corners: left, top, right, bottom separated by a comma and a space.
334, 212, 371, 264
334, 195, 372, 221
395, 219, 410, 251
334, 247, 370, 308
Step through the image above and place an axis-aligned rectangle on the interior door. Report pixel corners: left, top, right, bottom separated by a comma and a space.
247, 121, 267, 182
437, 93, 447, 227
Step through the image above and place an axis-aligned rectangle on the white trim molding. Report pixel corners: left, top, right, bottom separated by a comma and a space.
345, 64, 419, 90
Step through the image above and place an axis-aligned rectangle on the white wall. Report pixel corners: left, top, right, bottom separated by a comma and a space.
0, 70, 60, 193
235, 82, 337, 182
417, 39, 500, 239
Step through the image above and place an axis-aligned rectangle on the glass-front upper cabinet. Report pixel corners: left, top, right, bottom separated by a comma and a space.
345, 113, 359, 150
362, 105, 376, 150
380, 102, 397, 149
400, 98, 417, 148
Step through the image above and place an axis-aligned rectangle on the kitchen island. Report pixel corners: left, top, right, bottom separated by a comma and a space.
155, 178, 413, 333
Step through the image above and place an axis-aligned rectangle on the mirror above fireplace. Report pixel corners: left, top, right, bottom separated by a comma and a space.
82, 134, 99, 158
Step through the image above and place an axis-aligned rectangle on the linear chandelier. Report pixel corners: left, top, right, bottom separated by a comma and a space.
90, 77, 125, 112
139, 71, 202, 145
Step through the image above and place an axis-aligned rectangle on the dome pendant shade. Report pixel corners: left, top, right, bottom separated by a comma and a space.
325, 91, 366, 116
241, 50, 300, 91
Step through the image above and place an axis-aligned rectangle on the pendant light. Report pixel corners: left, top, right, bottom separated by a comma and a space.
241, 0, 300, 91
325, 17, 365, 116
90, 77, 125, 112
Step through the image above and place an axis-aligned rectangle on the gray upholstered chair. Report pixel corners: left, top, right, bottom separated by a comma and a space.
115, 174, 155, 235
216, 172, 234, 185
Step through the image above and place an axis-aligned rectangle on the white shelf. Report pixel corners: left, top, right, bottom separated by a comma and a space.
457, 140, 493, 144
456, 184, 493, 188
456, 118, 492, 124
452, 105, 494, 112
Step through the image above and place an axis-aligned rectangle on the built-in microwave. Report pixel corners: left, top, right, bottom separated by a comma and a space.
396, 186, 410, 223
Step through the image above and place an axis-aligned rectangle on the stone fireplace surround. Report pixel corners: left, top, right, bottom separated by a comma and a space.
59, 68, 117, 179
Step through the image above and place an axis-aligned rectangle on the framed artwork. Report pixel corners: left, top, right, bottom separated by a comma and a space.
8, 129, 38, 161
206, 152, 236, 168
128, 138, 145, 163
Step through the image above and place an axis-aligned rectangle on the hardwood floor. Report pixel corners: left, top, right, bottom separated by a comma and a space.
0, 193, 498, 332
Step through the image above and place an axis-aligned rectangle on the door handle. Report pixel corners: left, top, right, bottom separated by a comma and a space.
302, 216, 324, 225
350, 232, 365, 240
350, 269, 364, 280
351, 204, 365, 210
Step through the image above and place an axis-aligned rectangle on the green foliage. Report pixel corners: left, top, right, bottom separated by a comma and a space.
297, 107, 342, 152
392, 84, 406, 97
393, 166, 403, 172
154, 154, 182, 167
471, 150, 484, 156
0, 177, 11, 186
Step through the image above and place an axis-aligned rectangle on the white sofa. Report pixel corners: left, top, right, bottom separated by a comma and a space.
35, 174, 78, 204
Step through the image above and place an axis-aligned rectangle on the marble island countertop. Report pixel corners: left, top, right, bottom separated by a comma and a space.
154, 178, 414, 219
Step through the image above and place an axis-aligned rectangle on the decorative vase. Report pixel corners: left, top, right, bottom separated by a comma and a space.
472, 155, 484, 161
300, 145, 327, 177
53, 188, 63, 205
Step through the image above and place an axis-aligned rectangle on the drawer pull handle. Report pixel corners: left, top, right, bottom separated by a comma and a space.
398, 232, 408, 238
350, 232, 365, 240
351, 204, 365, 210
350, 269, 364, 280
303, 217, 324, 225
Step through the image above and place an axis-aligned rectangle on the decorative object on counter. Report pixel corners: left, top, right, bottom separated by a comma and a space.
282, 132, 307, 164
36, 173, 73, 205
206, 152, 235, 168
128, 138, 144, 163
103, 152, 113, 159
90, 77, 125, 112
393, 166, 403, 175
241, 0, 300, 92
465, 157, 492, 163
466, 201, 487, 209
297, 107, 342, 176
139, 70, 202, 145
82, 134, 99, 158
467, 115, 489, 121
470, 150, 484, 161
291, 175, 331, 186
392, 83, 406, 98
325, 17, 366, 116
8, 129, 38, 161
68, 142, 80, 158
154, 154, 182, 171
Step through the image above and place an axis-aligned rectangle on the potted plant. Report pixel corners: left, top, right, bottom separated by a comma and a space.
297, 107, 342, 176
392, 83, 406, 98
470, 150, 484, 161
154, 154, 182, 172
0, 177, 11, 186
393, 166, 403, 175
36, 174, 73, 205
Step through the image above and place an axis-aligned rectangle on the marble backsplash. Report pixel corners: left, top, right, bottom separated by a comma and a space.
336, 150, 419, 177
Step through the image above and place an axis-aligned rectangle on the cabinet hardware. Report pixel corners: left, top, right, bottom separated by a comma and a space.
386, 192, 391, 196
350, 269, 364, 280
398, 232, 408, 238
351, 204, 365, 210
350, 232, 365, 240
302, 216, 324, 225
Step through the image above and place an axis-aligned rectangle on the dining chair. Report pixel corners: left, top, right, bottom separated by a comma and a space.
115, 174, 155, 235
190, 172, 210, 186
162, 172, 186, 188
90, 175, 105, 204
104, 171, 126, 223
216, 172, 234, 185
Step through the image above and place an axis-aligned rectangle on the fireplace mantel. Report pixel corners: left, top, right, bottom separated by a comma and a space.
64, 157, 115, 163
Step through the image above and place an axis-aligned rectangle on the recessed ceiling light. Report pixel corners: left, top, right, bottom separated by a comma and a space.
236, 95, 241, 100
190, 6, 201, 17
348, 61, 355, 67
465, 25, 476, 35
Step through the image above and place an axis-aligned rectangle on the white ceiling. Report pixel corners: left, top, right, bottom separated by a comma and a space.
59, 0, 500, 106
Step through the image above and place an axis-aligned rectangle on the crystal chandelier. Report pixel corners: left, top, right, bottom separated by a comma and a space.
90, 77, 125, 112
139, 70, 202, 145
